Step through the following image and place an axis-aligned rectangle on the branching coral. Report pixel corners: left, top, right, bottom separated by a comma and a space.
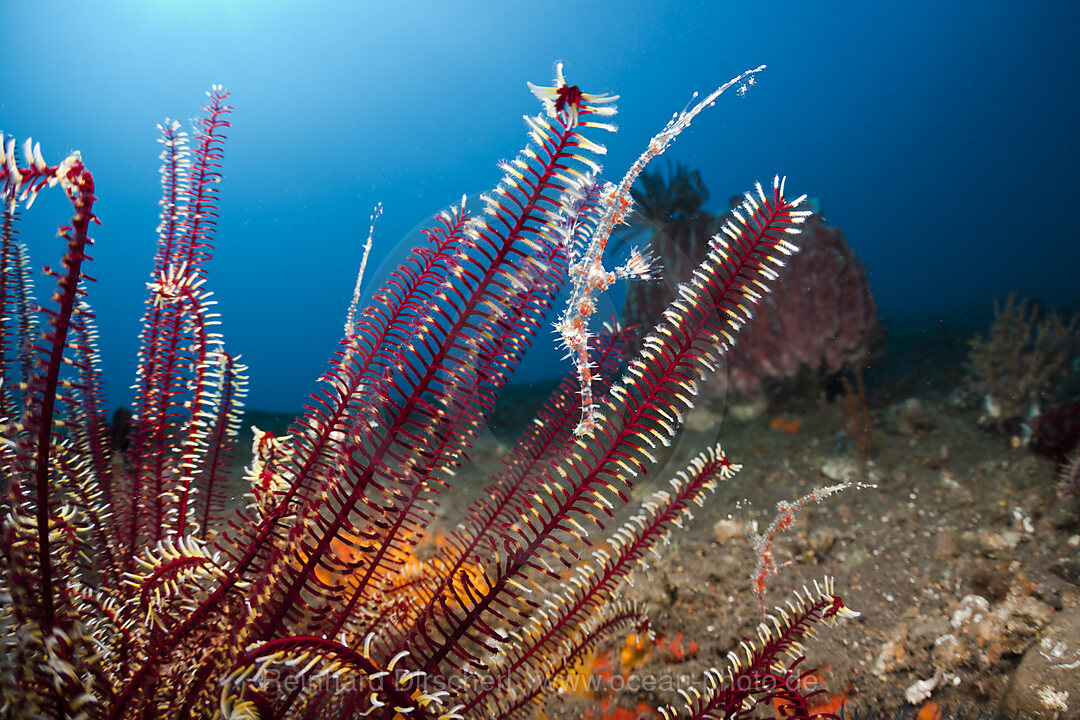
964, 291, 1078, 431
0, 68, 858, 720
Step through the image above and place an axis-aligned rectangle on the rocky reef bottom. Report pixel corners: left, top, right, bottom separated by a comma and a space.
449, 387, 1080, 720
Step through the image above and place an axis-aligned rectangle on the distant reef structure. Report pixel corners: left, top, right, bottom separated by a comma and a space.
622, 164, 880, 410
963, 293, 1080, 473
964, 292, 1079, 435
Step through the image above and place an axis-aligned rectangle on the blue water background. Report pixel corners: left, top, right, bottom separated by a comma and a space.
2, 1, 1077, 412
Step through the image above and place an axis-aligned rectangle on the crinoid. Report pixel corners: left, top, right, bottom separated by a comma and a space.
632, 161, 711, 227
1, 67, 857, 720
621, 162, 723, 354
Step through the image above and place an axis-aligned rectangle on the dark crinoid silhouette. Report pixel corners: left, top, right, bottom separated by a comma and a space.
632, 161, 711, 225
1, 69, 858, 720
623, 162, 723, 352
